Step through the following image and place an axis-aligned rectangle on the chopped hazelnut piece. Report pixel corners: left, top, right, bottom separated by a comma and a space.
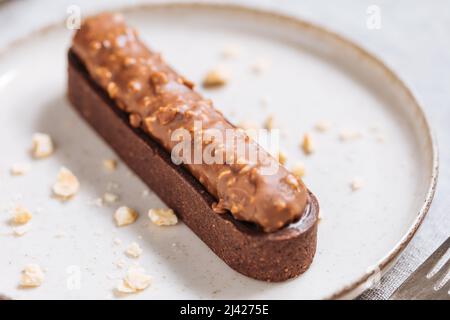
277, 151, 287, 165
113, 237, 122, 246
221, 44, 241, 59
125, 242, 143, 258
148, 208, 178, 226
263, 115, 274, 130
114, 206, 138, 227
52, 167, 80, 200
128, 80, 142, 93
202, 67, 229, 88
350, 178, 364, 191
104, 192, 119, 204
302, 133, 315, 155
10, 163, 30, 176
292, 162, 306, 178
115, 258, 126, 269
103, 159, 117, 171
13, 224, 31, 236
20, 264, 44, 288
315, 120, 331, 132
251, 58, 271, 74
31, 133, 54, 159
12, 205, 32, 224
116, 266, 151, 294
339, 129, 362, 141
129, 113, 142, 128
107, 82, 119, 98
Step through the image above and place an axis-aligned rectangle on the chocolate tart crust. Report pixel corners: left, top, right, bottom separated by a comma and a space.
68, 50, 319, 282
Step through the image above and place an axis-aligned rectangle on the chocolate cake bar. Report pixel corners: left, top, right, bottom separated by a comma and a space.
67, 13, 319, 281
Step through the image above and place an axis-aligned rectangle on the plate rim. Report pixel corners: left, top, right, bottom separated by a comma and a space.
0, 1, 439, 300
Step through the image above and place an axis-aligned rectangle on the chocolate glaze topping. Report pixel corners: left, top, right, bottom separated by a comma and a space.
72, 13, 308, 232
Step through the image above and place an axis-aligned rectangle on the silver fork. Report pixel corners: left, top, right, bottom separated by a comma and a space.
390, 237, 450, 300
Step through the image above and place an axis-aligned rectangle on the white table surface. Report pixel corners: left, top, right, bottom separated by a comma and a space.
0, 0, 448, 300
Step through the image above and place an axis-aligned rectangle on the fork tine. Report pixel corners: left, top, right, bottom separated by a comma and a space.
433, 284, 450, 300
431, 258, 450, 284
410, 237, 450, 280
390, 237, 450, 300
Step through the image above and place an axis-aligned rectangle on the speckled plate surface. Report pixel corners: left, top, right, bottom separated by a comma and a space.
0, 3, 437, 299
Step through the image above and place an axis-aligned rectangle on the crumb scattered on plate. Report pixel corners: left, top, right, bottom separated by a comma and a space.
251, 57, 271, 74
31, 133, 54, 159
114, 206, 138, 227
263, 115, 274, 130
12, 205, 32, 224
52, 167, 80, 200
277, 151, 287, 165
103, 159, 117, 171
113, 237, 122, 245
315, 120, 331, 132
10, 163, 30, 176
125, 242, 143, 258
301, 133, 314, 155
350, 178, 365, 191
13, 223, 32, 236
221, 44, 240, 59
148, 208, 178, 226
339, 129, 362, 141
202, 66, 229, 88
116, 266, 151, 294
292, 162, 306, 178
90, 197, 104, 207
115, 258, 126, 269
20, 264, 44, 288
103, 192, 119, 204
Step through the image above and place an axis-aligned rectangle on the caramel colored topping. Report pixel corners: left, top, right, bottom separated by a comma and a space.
72, 13, 309, 232
128, 80, 142, 93
302, 133, 314, 155
107, 82, 118, 98
129, 113, 142, 128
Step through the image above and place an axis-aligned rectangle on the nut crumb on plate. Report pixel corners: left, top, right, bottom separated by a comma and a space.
12, 205, 32, 224
315, 120, 331, 132
302, 133, 315, 155
10, 163, 30, 176
202, 66, 229, 88
263, 115, 274, 130
31, 133, 54, 159
221, 44, 241, 59
292, 162, 306, 178
113, 237, 122, 245
350, 178, 365, 191
116, 266, 151, 294
103, 159, 117, 171
148, 208, 178, 226
251, 57, 271, 74
277, 151, 287, 165
115, 258, 126, 269
20, 264, 44, 288
126, 242, 143, 258
103, 192, 119, 203
114, 206, 138, 227
13, 224, 32, 236
52, 167, 80, 200
90, 197, 104, 207
339, 129, 362, 141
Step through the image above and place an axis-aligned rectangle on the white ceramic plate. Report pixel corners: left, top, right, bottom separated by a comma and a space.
0, 3, 437, 300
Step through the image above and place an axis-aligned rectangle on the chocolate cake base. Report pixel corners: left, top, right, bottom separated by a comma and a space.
67, 51, 319, 282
